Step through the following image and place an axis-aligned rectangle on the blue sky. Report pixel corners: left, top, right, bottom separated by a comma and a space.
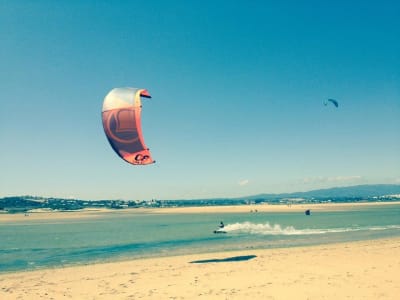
1, 1, 399, 200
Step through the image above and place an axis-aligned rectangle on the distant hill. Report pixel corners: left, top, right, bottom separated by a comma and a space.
1, 184, 400, 212
244, 184, 400, 200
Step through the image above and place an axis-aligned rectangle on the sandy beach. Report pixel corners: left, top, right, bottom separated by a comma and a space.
1, 237, 399, 299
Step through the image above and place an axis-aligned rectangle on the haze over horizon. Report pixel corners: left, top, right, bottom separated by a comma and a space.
1, 1, 399, 200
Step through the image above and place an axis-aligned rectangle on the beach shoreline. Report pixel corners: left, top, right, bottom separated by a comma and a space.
1, 237, 399, 299
1, 201, 399, 222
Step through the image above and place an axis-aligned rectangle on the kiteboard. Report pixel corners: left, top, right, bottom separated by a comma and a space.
213, 229, 227, 234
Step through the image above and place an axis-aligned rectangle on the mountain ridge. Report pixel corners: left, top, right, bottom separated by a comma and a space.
241, 184, 400, 201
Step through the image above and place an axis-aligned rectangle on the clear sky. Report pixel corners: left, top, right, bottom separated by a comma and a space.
1, 1, 399, 200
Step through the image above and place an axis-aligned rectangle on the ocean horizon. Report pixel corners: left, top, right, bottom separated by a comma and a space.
1, 204, 400, 273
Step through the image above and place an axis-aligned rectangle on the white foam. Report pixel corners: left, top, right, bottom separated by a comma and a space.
222, 222, 400, 236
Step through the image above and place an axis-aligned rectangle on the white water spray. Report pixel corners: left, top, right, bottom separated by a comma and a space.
221, 222, 400, 235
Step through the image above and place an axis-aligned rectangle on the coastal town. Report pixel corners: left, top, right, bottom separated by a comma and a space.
2, 185, 400, 213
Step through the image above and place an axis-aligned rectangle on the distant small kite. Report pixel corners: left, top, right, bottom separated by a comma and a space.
102, 87, 155, 165
324, 98, 339, 107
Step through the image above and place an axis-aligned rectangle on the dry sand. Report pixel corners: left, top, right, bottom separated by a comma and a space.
1, 238, 399, 299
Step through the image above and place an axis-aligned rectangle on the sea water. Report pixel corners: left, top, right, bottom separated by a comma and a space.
1, 204, 399, 273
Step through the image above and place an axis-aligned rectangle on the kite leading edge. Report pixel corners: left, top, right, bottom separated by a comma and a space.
102, 87, 155, 165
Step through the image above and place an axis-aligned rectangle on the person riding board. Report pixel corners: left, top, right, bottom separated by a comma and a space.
213, 221, 226, 234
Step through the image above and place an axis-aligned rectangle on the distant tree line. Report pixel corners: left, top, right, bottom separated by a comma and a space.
1, 194, 399, 213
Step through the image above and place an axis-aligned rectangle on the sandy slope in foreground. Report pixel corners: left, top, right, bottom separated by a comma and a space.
1, 238, 399, 300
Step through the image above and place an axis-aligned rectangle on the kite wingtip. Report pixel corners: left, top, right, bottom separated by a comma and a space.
140, 89, 151, 98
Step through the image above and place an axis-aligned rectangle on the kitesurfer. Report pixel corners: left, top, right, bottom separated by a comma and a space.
213, 221, 227, 234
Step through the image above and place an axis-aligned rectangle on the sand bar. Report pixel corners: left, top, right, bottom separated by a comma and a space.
1, 237, 399, 299
1, 201, 399, 222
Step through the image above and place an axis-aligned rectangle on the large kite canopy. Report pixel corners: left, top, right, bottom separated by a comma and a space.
102, 87, 155, 165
